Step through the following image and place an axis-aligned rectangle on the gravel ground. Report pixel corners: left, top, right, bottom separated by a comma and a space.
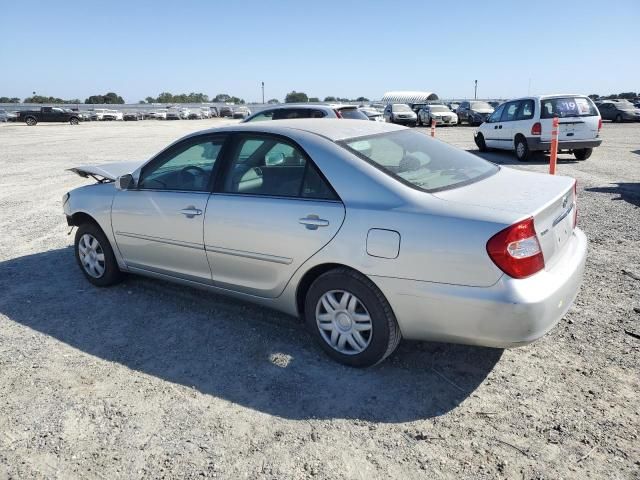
0, 119, 638, 479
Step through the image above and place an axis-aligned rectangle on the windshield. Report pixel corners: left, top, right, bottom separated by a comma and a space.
541, 96, 598, 118
470, 101, 492, 110
339, 130, 498, 193
392, 104, 412, 112
340, 109, 369, 120
430, 106, 450, 112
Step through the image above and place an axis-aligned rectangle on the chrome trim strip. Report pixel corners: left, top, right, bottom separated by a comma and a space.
116, 231, 203, 250
552, 203, 574, 227
205, 245, 293, 265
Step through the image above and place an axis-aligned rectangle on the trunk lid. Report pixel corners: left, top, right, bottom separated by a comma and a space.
68, 161, 143, 181
434, 167, 576, 269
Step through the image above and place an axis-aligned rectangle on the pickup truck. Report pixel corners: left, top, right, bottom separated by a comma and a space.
18, 107, 81, 126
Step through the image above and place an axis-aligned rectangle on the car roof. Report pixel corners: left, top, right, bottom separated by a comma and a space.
200, 119, 406, 141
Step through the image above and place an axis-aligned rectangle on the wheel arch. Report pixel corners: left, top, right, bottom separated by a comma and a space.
295, 263, 365, 320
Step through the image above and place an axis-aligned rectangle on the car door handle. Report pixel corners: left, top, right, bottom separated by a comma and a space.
180, 206, 202, 218
494, 125, 499, 129
299, 215, 329, 230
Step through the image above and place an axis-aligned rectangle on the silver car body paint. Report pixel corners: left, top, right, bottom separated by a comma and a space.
64, 120, 587, 347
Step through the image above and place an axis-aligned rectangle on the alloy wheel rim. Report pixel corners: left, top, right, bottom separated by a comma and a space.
517, 142, 525, 157
78, 233, 106, 278
315, 290, 372, 355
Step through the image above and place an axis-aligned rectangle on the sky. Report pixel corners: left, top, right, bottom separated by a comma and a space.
1, 0, 638, 103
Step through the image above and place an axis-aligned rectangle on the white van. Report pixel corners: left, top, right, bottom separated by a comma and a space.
474, 94, 602, 161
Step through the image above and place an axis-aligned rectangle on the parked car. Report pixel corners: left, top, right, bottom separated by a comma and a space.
358, 107, 385, 122
102, 110, 122, 121
447, 102, 460, 112
597, 101, 640, 122
18, 106, 81, 125
219, 106, 234, 118
456, 101, 495, 126
0, 109, 7, 122
232, 106, 252, 119
417, 104, 458, 126
383, 104, 417, 126
474, 94, 602, 161
90, 109, 108, 121
242, 105, 366, 122
166, 109, 181, 120
64, 119, 586, 367
71, 109, 91, 122
188, 110, 204, 120
200, 107, 212, 119
488, 101, 502, 109
123, 111, 144, 121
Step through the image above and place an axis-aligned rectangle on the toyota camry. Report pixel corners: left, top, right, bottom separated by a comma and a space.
63, 120, 587, 367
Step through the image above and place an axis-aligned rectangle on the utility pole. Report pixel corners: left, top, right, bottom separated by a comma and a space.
261, 82, 265, 104
474, 80, 477, 100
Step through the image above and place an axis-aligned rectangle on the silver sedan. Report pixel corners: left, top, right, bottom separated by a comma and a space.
64, 120, 587, 367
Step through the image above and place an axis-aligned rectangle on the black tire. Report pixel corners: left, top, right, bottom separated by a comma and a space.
69, 117, 79, 125
614, 114, 622, 123
74, 223, 123, 287
475, 133, 487, 152
574, 148, 592, 160
304, 268, 401, 367
416, 114, 422, 126
25, 116, 37, 126
514, 136, 531, 162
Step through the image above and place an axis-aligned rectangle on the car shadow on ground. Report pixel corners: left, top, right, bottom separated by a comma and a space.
586, 182, 640, 207
470, 149, 580, 166
0, 247, 502, 422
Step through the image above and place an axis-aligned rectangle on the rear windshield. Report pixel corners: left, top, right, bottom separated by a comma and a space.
339, 130, 498, 193
340, 109, 369, 120
541, 97, 598, 118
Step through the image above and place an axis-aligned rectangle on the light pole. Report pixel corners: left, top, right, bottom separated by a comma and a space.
261, 82, 264, 104
474, 80, 477, 100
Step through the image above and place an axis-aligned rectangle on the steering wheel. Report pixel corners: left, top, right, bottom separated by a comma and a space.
179, 165, 206, 185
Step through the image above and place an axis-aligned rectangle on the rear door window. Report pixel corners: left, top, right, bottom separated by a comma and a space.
541, 97, 598, 118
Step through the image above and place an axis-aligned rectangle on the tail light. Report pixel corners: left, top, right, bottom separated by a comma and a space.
573, 180, 578, 227
597, 118, 602, 131
486, 217, 545, 279
531, 122, 541, 135
334, 109, 343, 118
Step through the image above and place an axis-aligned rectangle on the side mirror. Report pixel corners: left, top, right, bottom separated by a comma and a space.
115, 174, 134, 191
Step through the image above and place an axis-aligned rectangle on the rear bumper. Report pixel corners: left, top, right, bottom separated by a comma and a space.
528, 137, 602, 151
372, 228, 587, 348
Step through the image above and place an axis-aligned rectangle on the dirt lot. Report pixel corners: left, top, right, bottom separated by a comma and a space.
0, 119, 638, 479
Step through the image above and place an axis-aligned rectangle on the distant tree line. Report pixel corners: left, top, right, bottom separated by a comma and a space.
0, 97, 21, 103
85, 92, 125, 104
22, 95, 82, 104
285, 91, 370, 103
588, 92, 638, 100
142, 92, 246, 104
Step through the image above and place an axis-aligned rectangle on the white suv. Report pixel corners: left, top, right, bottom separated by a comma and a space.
474, 94, 602, 161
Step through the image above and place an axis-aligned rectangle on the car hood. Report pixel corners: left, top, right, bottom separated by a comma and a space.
68, 161, 144, 181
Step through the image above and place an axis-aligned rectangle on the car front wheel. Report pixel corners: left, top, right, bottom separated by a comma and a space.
475, 133, 487, 152
305, 268, 401, 367
75, 223, 123, 287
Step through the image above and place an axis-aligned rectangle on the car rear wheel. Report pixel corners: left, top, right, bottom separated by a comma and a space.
416, 114, 422, 126
475, 133, 487, 152
25, 117, 37, 126
75, 223, 123, 287
515, 136, 531, 161
574, 148, 593, 160
304, 268, 401, 367
70, 117, 79, 125
615, 114, 622, 123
